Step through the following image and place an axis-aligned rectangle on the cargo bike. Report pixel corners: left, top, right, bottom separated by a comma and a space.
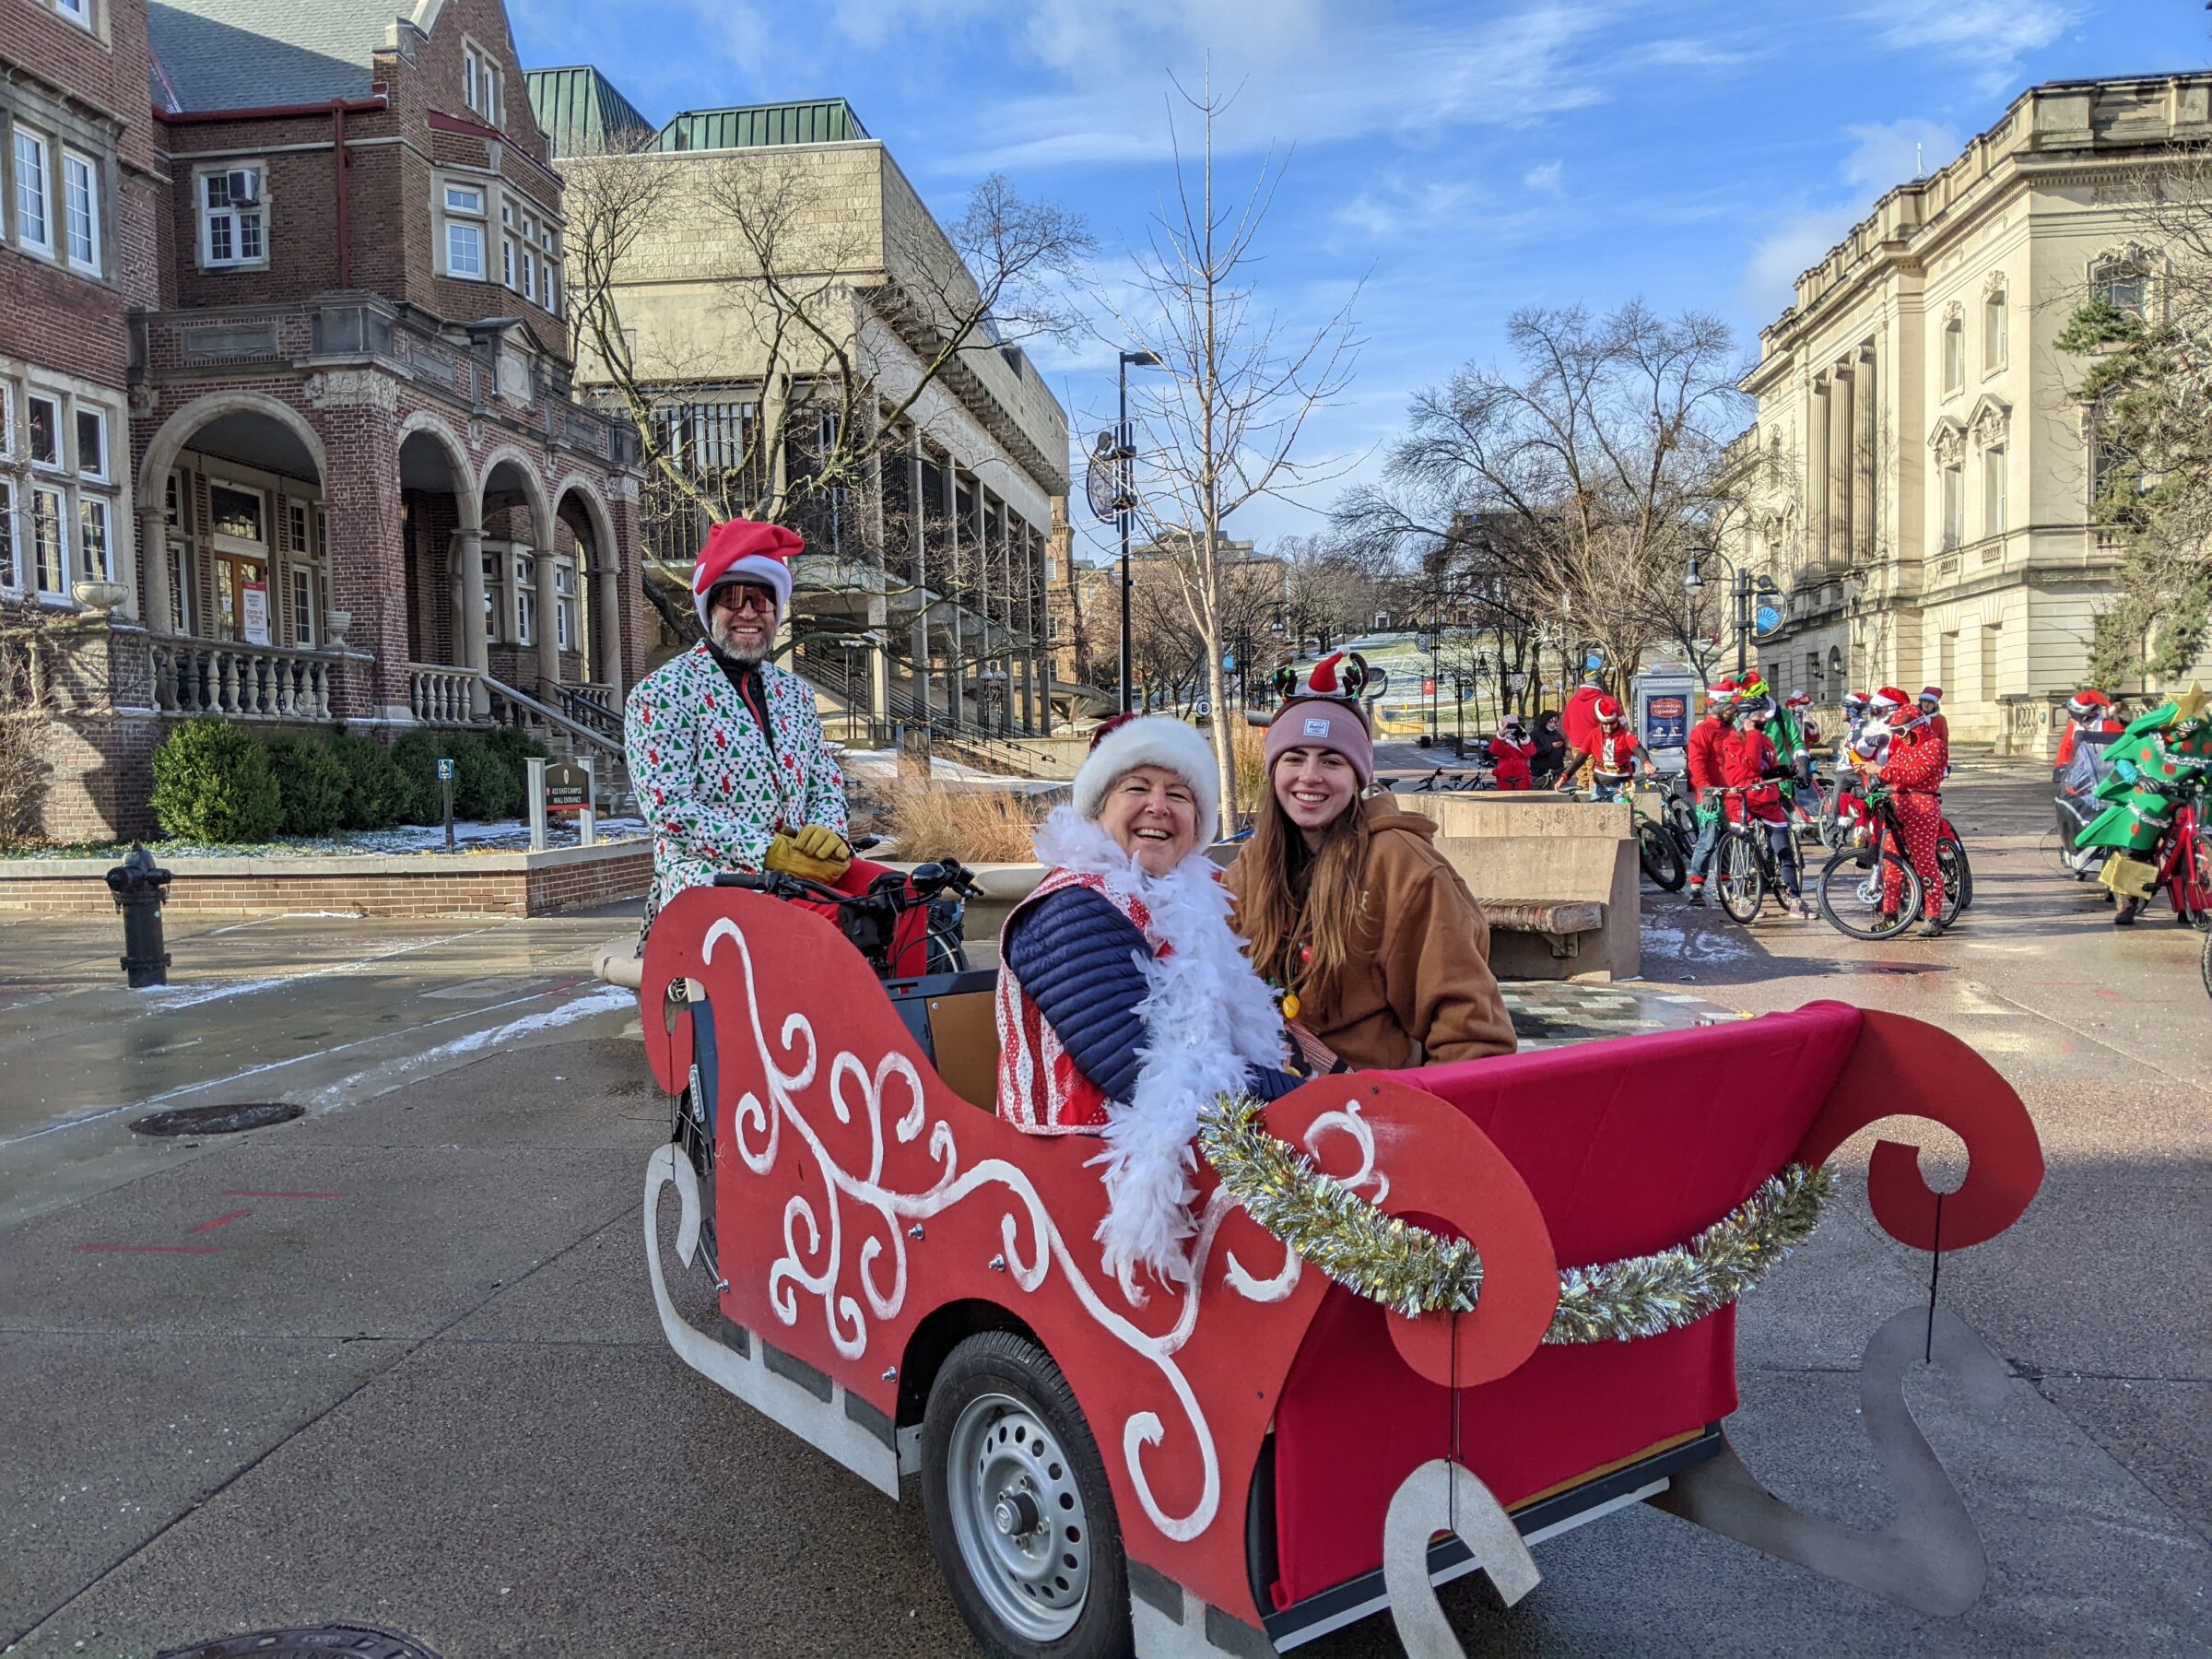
625, 871, 2044, 1657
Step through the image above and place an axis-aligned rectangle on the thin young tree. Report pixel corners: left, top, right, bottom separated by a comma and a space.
1102, 71, 1359, 822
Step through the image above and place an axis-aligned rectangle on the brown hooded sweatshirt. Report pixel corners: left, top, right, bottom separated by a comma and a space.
1224, 801, 1517, 1071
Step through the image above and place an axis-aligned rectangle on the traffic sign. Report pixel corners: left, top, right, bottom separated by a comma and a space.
436, 757, 456, 781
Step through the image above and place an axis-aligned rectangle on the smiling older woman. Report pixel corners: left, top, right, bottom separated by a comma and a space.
994, 713, 1300, 1298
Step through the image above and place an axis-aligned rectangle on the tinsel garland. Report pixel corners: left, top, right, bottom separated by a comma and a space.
1197, 1095, 1833, 1344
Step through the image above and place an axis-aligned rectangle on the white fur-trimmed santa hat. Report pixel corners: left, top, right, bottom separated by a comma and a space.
693, 518, 802, 632
1072, 713, 1220, 848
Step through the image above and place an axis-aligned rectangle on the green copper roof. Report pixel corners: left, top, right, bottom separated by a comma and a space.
524, 65, 653, 157
655, 99, 870, 153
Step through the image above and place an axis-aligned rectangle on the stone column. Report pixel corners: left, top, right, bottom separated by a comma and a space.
138, 507, 171, 635
1807, 379, 1830, 577
944, 459, 964, 727
1828, 367, 1853, 569
534, 512, 560, 693
1851, 347, 1877, 564
594, 558, 624, 701
457, 526, 488, 717
908, 441, 932, 723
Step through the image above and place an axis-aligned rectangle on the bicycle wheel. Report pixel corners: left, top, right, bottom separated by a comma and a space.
2201, 925, 2212, 999
1716, 833, 1766, 924
1818, 845, 1922, 940
1638, 821, 1687, 891
1936, 839, 1969, 929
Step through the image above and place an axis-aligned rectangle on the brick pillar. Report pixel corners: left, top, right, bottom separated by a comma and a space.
322, 404, 407, 721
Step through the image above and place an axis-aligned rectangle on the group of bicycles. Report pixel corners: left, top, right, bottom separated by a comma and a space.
1630, 768, 1972, 942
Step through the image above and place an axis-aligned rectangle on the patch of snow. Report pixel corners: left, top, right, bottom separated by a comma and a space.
434, 984, 635, 1056
1640, 914, 1754, 964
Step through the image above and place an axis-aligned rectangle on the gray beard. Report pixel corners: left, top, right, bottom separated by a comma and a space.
709, 616, 771, 665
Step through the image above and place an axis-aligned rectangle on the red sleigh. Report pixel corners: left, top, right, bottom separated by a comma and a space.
634, 885, 2043, 1657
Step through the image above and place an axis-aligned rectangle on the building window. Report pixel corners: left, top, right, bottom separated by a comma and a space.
2095, 259, 2147, 318
554, 560, 575, 651
0, 479, 17, 594
0, 383, 13, 461
514, 549, 536, 645
209, 483, 264, 543
1983, 289, 2006, 372
49, 0, 95, 29
501, 235, 516, 289
464, 41, 502, 126
1983, 446, 2006, 537
1941, 463, 1963, 551
441, 182, 486, 279
77, 495, 110, 582
287, 500, 310, 554
288, 564, 316, 646
26, 394, 61, 470
522, 246, 536, 305
60, 148, 100, 273
1941, 318, 1963, 395
30, 485, 66, 597
14, 129, 53, 257
75, 406, 106, 480
200, 167, 267, 267
482, 550, 505, 641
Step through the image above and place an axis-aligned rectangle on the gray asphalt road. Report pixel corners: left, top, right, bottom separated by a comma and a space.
3, 763, 2208, 1656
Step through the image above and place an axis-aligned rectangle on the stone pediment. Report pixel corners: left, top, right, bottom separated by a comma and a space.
1966, 393, 2011, 445
1927, 415, 1967, 465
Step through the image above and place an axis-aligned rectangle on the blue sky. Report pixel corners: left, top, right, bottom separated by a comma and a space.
510, 1, 2206, 562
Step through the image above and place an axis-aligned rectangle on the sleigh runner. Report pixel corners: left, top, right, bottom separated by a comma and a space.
631, 884, 2043, 1657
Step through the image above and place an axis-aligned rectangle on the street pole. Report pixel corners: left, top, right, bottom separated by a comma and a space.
1118, 358, 1133, 714
1735, 570, 1750, 677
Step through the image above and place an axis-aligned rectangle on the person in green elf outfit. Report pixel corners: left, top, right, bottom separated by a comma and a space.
2073, 683, 2212, 863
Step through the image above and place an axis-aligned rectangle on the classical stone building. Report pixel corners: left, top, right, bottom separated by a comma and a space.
1723, 73, 2210, 753
526, 71, 1069, 738
3, 0, 642, 839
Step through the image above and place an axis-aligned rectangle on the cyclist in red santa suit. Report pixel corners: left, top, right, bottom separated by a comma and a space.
1683, 677, 1739, 906
1871, 684, 1950, 935
1724, 696, 1814, 918
1586, 696, 1648, 801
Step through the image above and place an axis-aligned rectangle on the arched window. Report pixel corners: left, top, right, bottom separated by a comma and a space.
2093, 257, 2147, 318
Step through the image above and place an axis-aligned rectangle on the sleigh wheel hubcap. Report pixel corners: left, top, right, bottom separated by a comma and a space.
947, 1391, 1090, 1641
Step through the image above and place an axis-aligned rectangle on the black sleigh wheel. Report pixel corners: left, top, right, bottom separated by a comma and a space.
923, 1331, 1132, 1659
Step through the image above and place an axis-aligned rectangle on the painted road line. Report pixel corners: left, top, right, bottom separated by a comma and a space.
189, 1208, 253, 1232
73, 1243, 224, 1254
224, 1190, 345, 1198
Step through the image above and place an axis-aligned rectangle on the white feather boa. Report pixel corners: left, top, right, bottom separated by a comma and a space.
1030, 807, 1288, 1302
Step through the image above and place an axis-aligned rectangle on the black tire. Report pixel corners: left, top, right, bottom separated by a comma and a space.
1936, 839, 1969, 930
1817, 845, 1923, 940
1716, 832, 1766, 924
2201, 927, 2212, 999
1638, 821, 1688, 891
922, 1331, 1131, 1659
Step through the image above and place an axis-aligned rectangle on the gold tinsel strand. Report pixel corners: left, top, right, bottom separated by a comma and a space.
1197, 1095, 1833, 1344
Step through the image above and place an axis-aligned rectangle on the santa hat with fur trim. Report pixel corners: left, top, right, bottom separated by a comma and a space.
1072, 713, 1221, 848
1868, 685, 1911, 715
693, 519, 803, 632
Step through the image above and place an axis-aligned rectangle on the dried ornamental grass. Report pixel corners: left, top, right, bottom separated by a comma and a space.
879, 777, 1049, 864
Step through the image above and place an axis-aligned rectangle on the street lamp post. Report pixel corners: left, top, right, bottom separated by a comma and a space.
1683, 547, 1778, 679
1112, 350, 1164, 714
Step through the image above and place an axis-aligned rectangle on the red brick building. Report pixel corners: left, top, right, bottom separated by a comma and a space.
1, 0, 643, 838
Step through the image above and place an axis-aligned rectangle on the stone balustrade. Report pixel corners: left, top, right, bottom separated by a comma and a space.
150, 638, 335, 722
407, 663, 482, 725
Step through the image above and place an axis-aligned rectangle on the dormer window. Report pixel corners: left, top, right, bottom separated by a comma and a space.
464, 41, 503, 127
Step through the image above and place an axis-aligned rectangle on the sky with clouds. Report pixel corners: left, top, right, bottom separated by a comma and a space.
510, 0, 2206, 560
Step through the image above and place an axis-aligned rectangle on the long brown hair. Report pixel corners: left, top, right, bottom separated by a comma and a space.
1237, 774, 1371, 1012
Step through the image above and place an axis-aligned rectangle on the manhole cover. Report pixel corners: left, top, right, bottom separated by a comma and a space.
131, 1101, 304, 1137
158, 1627, 441, 1659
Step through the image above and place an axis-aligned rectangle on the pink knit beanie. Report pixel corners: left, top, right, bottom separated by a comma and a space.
1265, 696, 1373, 784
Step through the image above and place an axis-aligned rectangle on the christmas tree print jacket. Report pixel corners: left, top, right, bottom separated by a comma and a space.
624, 642, 849, 917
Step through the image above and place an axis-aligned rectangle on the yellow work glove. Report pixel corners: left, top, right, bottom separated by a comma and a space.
763, 826, 852, 885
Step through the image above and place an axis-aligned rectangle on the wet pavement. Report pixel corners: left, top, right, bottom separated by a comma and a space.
2, 759, 2208, 1656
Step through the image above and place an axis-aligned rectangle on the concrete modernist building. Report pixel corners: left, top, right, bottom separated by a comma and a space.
526, 70, 1070, 737
1724, 73, 2210, 753
2, 0, 643, 839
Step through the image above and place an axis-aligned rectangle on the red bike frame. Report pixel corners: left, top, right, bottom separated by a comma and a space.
2149, 799, 2212, 921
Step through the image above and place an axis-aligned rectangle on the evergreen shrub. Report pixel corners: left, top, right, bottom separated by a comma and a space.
150, 719, 282, 843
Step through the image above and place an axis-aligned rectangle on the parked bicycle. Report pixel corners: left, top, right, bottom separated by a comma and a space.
1631, 791, 1688, 892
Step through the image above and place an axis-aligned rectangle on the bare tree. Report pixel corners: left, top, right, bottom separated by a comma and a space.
562, 134, 1092, 644
0, 602, 57, 848
1339, 302, 1747, 688
1101, 71, 1359, 821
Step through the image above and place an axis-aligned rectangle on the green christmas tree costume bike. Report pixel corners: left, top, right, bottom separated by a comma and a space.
2074, 686, 2212, 856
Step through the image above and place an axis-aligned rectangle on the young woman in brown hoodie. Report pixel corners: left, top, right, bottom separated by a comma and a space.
1224, 667, 1517, 1071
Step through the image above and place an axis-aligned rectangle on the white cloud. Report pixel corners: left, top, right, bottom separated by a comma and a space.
1524, 159, 1563, 192
1739, 206, 1857, 319
1841, 117, 1959, 194
1859, 0, 2079, 92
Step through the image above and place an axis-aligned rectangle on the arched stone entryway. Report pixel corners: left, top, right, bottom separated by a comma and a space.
398, 417, 479, 719
554, 476, 627, 706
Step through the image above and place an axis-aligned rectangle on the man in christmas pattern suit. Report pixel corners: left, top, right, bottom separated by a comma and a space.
625, 519, 894, 941
1866, 685, 1950, 936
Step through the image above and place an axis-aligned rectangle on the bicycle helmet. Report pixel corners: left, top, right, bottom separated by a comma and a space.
1802, 716, 1824, 745
1739, 695, 1776, 724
